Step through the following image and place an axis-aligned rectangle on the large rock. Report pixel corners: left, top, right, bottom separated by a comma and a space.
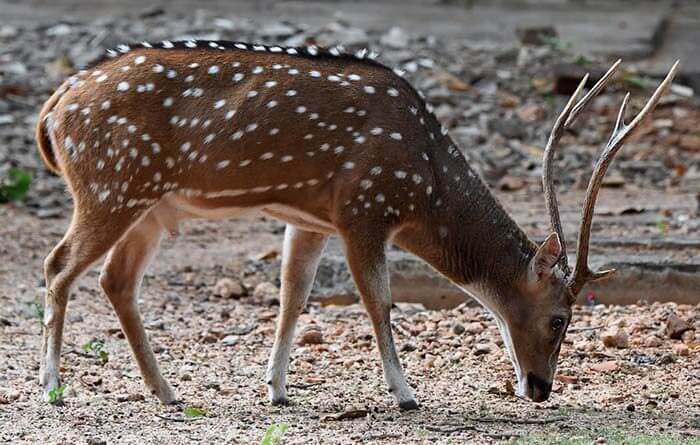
601, 328, 629, 349
380, 26, 410, 49
666, 313, 692, 340
213, 278, 244, 299
299, 326, 323, 345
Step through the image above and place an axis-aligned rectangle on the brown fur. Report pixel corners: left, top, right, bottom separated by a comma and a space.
35, 41, 579, 407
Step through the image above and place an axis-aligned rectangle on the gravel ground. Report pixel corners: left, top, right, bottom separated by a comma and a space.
1, 206, 699, 444
1, 6, 700, 445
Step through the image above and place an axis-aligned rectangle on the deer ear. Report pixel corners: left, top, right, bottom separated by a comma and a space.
529, 232, 562, 281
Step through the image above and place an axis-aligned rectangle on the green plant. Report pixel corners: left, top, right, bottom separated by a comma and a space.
183, 406, 207, 418
47, 385, 65, 405
259, 423, 288, 445
540, 35, 572, 52
622, 74, 654, 90
81, 339, 109, 364
0, 167, 32, 203
655, 220, 669, 233
573, 54, 592, 67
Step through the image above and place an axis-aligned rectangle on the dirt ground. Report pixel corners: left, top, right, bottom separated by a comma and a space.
1, 205, 699, 445
1, 2, 700, 443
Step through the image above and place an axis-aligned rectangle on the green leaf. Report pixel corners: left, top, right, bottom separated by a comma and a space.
183, 406, 207, 418
48, 385, 65, 405
539, 35, 572, 52
573, 54, 591, 67
81, 339, 109, 364
655, 220, 669, 233
0, 168, 32, 203
623, 74, 653, 90
260, 423, 289, 445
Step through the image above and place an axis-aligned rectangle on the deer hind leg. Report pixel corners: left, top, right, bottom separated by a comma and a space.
341, 232, 418, 410
99, 211, 176, 404
266, 225, 328, 405
40, 209, 134, 403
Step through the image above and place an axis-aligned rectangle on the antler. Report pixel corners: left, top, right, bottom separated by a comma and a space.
542, 59, 679, 295
542, 59, 622, 276
567, 61, 679, 295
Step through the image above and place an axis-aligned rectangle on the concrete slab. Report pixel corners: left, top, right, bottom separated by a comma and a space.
310, 236, 700, 309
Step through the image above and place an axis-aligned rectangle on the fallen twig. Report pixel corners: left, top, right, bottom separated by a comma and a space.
363, 433, 403, 441
424, 424, 476, 434
155, 413, 202, 422
322, 408, 368, 421
466, 415, 566, 425
289, 380, 325, 389
424, 423, 523, 439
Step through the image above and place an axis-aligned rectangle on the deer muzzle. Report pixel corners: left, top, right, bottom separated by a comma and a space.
525, 372, 552, 402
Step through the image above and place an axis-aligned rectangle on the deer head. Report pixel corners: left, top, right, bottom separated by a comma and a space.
487, 60, 678, 402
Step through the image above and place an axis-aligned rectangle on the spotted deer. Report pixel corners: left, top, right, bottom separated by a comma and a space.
35, 39, 678, 408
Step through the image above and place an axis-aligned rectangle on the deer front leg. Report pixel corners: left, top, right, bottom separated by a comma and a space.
342, 233, 418, 410
266, 225, 328, 405
99, 212, 176, 404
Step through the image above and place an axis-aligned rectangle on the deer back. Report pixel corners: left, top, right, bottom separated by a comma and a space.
43, 41, 456, 227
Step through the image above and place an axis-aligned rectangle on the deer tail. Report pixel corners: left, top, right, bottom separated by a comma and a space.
35, 85, 67, 176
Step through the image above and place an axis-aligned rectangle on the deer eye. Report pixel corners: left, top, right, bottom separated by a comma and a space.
551, 317, 565, 332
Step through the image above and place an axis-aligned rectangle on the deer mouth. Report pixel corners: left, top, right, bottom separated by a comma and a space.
526, 372, 552, 402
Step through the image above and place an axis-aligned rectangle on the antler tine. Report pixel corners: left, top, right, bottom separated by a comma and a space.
565, 59, 622, 127
568, 61, 679, 295
542, 60, 623, 275
542, 74, 589, 275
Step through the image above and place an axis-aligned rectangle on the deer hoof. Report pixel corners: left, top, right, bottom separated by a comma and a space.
398, 399, 419, 411
270, 396, 289, 407
153, 383, 178, 405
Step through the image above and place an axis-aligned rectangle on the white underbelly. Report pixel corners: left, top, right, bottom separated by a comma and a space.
149, 193, 336, 235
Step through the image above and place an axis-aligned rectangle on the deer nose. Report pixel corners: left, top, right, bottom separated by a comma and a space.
526, 372, 552, 402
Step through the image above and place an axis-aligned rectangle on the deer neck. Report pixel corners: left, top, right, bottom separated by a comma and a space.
394, 156, 537, 304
